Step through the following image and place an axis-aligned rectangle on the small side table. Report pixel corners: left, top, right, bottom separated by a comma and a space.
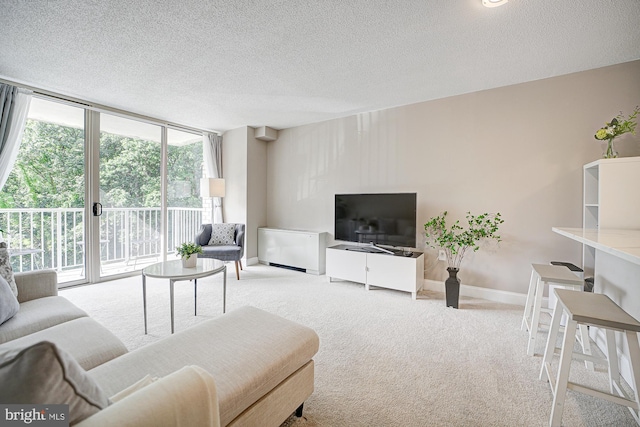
141, 258, 226, 334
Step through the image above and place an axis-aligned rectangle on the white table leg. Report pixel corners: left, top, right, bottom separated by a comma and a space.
142, 274, 147, 334
170, 279, 175, 334
223, 266, 227, 313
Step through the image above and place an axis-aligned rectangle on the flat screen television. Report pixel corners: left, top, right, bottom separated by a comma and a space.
335, 193, 417, 248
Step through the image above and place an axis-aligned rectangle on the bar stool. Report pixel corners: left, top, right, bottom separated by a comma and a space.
548, 262, 584, 312
550, 261, 584, 280
548, 262, 585, 319
521, 264, 592, 367
540, 288, 640, 426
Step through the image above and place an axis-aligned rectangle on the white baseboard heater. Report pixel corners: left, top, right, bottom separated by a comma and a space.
257, 228, 328, 275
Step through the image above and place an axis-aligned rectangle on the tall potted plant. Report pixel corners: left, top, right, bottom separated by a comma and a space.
424, 211, 504, 308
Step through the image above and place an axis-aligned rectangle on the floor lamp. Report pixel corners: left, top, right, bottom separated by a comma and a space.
200, 178, 225, 224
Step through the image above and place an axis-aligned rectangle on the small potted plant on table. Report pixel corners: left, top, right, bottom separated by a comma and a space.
176, 242, 203, 268
424, 211, 504, 308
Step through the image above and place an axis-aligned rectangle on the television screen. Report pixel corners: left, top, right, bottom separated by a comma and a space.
335, 193, 417, 248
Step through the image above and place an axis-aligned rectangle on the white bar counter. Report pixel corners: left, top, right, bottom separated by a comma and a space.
552, 226, 640, 388
552, 227, 640, 266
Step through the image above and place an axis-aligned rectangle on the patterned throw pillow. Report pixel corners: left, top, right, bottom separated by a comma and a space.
208, 224, 236, 245
0, 242, 17, 298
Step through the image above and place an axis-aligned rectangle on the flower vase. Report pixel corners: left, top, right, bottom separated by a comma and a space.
445, 267, 460, 309
603, 138, 618, 159
182, 254, 197, 268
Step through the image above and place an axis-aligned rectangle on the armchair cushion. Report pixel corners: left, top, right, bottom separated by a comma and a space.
208, 223, 236, 245
201, 245, 242, 262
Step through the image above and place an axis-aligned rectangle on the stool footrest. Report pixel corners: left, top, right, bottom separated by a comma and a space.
568, 381, 638, 411
571, 351, 607, 365
613, 382, 640, 424
547, 348, 605, 365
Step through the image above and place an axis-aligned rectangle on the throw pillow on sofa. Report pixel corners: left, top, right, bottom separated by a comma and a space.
208, 223, 236, 245
0, 242, 17, 297
0, 341, 111, 425
0, 275, 19, 325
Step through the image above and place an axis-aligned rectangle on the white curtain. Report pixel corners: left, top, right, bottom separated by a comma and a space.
0, 84, 33, 190
203, 132, 224, 223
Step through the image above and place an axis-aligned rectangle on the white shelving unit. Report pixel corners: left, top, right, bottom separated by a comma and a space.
582, 157, 640, 276
326, 244, 424, 299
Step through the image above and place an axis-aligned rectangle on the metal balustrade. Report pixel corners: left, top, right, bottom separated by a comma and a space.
0, 207, 203, 278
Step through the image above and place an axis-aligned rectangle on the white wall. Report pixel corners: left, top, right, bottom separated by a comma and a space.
265, 60, 640, 294
222, 126, 268, 262
222, 126, 248, 225
246, 129, 268, 261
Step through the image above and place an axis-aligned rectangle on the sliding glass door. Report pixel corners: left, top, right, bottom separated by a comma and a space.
97, 113, 162, 279
0, 97, 87, 284
0, 94, 207, 285
166, 129, 203, 258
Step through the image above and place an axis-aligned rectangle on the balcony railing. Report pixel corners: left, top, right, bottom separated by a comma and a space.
0, 207, 203, 277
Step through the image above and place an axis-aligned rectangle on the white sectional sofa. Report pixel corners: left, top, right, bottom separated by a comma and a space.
0, 270, 128, 369
0, 270, 320, 427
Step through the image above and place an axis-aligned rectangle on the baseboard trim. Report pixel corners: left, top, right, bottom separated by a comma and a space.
246, 257, 259, 266
423, 279, 532, 307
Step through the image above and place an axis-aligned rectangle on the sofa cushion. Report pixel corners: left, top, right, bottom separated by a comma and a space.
88, 306, 320, 426
15, 269, 58, 303
0, 317, 128, 370
0, 296, 87, 344
0, 243, 17, 297
0, 275, 19, 325
208, 223, 236, 245
0, 341, 110, 425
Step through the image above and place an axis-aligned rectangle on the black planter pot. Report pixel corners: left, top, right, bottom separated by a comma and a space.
445, 267, 460, 309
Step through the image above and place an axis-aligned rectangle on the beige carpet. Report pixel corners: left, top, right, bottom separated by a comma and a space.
61, 264, 637, 426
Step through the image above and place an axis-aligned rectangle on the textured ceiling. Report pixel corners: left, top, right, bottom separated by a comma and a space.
1, 0, 639, 133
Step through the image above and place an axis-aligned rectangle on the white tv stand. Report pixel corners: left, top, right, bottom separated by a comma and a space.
326, 244, 424, 299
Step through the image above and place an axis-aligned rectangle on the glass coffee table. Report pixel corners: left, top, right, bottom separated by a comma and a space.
142, 258, 226, 334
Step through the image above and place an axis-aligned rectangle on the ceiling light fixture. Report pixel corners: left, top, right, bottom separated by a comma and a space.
482, 0, 508, 7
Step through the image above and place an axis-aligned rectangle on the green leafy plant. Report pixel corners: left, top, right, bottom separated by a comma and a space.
594, 106, 639, 142
424, 211, 504, 270
175, 242, 203, 258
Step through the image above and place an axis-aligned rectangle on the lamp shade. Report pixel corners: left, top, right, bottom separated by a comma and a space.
200, 178, 225, 198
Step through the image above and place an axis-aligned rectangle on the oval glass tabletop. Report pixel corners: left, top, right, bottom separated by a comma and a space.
142, 258, 225, 280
